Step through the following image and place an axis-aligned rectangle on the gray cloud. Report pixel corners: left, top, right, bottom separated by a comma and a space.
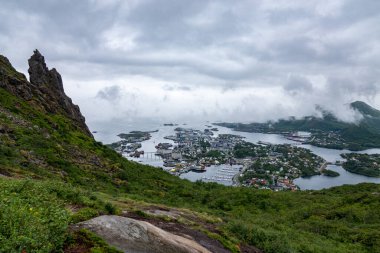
0, 0, 380, 124
96, 85, 122, 101
284, 75, 313, 95
163, 84, 193, 91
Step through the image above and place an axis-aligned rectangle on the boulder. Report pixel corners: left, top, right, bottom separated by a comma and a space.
74, 215, 211, 253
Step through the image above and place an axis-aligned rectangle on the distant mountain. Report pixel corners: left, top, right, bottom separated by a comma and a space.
351, 101, 380, 118
216, 101, 380, 150
350, 101, 380, 136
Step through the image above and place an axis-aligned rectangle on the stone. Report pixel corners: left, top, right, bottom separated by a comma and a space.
74, 215, 211, 253
28, 49, 50, 86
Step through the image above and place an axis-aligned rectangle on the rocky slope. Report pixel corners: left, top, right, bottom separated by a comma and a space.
0, 50, 91, 136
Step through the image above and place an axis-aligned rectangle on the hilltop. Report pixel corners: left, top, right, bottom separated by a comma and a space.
0, 51, 380, 253
351, 101, 380, 118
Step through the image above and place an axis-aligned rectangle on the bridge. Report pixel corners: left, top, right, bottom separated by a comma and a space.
138, 152, 163, 161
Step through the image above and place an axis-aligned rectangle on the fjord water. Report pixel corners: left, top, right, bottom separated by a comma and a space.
89, 120, 380, 190
294, 145, 380, 189
294, 164, 380, 190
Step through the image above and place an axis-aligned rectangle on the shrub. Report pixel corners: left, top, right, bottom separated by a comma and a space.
0, 179, 70, 252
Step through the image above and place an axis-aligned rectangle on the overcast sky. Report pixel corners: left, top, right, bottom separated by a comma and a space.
1, 0, 380, 126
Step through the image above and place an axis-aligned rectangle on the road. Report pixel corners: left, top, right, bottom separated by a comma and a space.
232, 163, 250, 186
318, 161, 329, 172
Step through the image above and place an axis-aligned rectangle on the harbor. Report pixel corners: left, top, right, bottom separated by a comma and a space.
181, 165, 242, 186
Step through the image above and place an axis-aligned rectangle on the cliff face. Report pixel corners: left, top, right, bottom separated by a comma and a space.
0, 55, 31, 100
0, 50, 92, 137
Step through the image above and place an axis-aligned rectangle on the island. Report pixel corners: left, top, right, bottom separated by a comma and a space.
107, 130, 158, 156
341, 153, 380, 177
235, 141, 325, 190
321, 168, 340, 177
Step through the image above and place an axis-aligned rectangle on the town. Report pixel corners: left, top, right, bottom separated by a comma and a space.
214, 122, 356, 150
234, 142, 326, 190
308, 130, 349, 150
108, 126, 328, 191
270, 130, 350, 151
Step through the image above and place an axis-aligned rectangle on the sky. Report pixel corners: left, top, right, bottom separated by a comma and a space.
1, 0, 380, 127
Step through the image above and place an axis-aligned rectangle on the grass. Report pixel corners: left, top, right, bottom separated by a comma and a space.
64, 229, 122, 253
2, 176, 379, 252
0, 179, 69, 252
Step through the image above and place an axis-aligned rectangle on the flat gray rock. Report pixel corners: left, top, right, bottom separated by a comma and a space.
75, 215, 211, 253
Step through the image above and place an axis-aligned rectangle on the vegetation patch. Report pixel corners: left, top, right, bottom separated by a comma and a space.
321, 169, 340, 177
64, 229, 122, 253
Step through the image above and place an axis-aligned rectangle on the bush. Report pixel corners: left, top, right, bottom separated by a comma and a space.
71, 208, 99, 224
105, 202, 117, 215
228, 222, 291, 253
0, 180, 70, 252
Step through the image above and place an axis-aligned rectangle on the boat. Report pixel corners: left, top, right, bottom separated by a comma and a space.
163, 160, 177, 167
190, 164, 206, 173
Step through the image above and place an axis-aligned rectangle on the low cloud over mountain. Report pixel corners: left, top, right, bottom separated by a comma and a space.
1, 0, 379, 124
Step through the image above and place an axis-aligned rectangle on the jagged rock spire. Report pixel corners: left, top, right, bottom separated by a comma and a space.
28, 49, 49, 86
0, 50, 92, 137
28, 49, 64, 92
27, 50, 92, 136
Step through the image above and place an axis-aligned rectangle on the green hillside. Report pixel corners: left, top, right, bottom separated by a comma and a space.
351, 101, 380, 118
1, 52, 380, 253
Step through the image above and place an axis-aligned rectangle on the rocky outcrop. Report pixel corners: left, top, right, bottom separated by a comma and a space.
27, 50, 92, 136
74, 215, 211, 253
28, 50, 51, 87
0, 55, 32, 100
0, 50, 92, 137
